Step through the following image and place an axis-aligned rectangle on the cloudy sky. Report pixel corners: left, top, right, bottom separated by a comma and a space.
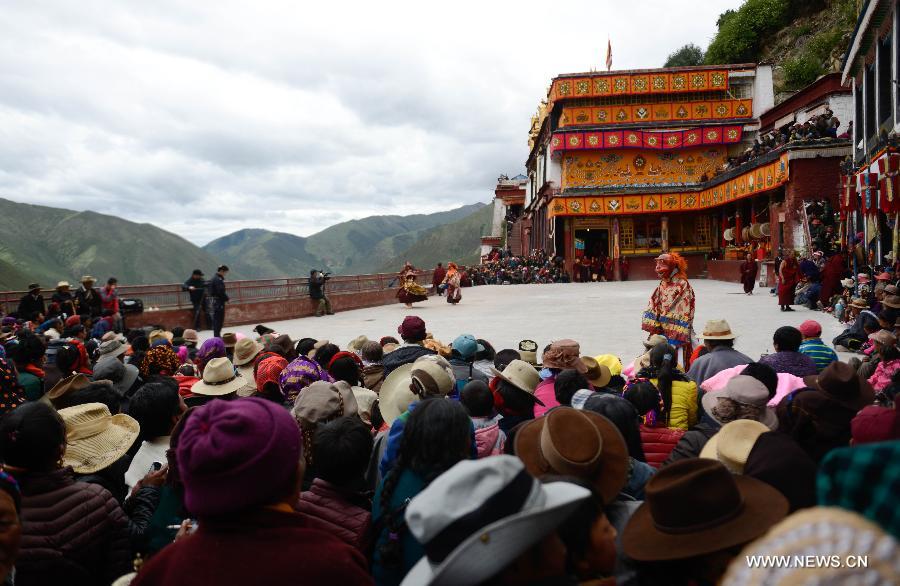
0, 0, 739, 245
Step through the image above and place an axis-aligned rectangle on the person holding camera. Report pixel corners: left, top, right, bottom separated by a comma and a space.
309, 270, 334, 317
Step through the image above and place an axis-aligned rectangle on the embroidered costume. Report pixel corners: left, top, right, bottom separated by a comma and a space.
642, 253, 695, 364
397, 263, 429, 307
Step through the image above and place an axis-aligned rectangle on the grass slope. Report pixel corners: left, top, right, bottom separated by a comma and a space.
202, 229, 324, 279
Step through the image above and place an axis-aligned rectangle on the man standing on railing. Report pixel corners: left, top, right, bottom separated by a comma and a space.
182, 269, 207, 330
206, 265, 230, 337
309, 270, 333, 317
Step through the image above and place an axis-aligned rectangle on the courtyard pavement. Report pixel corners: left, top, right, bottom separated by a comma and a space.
216, 280, 848, 365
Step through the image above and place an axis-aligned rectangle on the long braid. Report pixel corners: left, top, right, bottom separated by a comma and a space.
377, 453, 407, 569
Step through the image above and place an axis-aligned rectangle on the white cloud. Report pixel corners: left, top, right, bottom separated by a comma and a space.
0, 0, 739, 244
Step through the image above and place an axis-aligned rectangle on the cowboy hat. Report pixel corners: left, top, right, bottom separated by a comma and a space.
622, 458, 788, 561
642, 334, 668, 349
882, 295, 900, 309
698, 319, 737, 340
401, 456, 590, 586
291, 380, 359, 428
232, 337, 263, 367
80, 275, 96, 284
92, 358, 140, 397
490, 359, 544, 406
515, 407, 628, 504
56, 281, 70, 289
190, 357, 246, 396
849, 297, 870, 309
701, 375, 778, 430
221, 333, 238, 349
44, 372, 91, 405
593, 354, 623, 377
378, 363, 415, 426
868, 329, 898, 346
802, 361, 875, 411
96, 339, 129, 362
542, 339, 587, 373
410, 355, 455, 398
59, 402, 140, 474
581, 356, 611, 388
148, 329, 173, 346
699, 419, 771, 474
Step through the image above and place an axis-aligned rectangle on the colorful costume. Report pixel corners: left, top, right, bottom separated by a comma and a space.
642, 253, 695, 364
397, 263, 428, 306
442, 262, 462, 304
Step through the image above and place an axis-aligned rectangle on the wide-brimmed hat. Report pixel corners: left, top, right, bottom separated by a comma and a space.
491, 359, 544, 406
80, 275, 96, 284
593, 354, 623, 377
44, 372, 91, 405
59, 402, 140, 474
849, 297, 870, 309
221, 333, 238, 349
56, 281, 70, 289
26, 283, 40, 292
182, 329, 199, 343
96, 339, 129, 362
92, 359, 140, 396
882, 295, 900, 309
232, 338, 263, 366
886, 284, 899, 296
869, 329, 897, 346
701, 375, 778, 429
517, 339, 539, 365
721, 507, 900, 586
698, 319, 737, 340
190, 357, 245, 396
307, 338, 330, 359
148, 329, 173, 346
642, 334, 668, 349
622, 458, 788, 561
542, 339, 587, 373
410, 355, 455, 397
802, 361, 875, 411
581, 356, 611, 388
515, 407, 628, 503
699, 419, 771, 474
291, 380, 359, 428
401, 456, 590, 586
374, 364, 415, 425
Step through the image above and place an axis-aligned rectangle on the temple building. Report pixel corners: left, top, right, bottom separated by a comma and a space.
520, 63, 851, 280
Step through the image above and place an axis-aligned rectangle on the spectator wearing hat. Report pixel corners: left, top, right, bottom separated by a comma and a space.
296, 416, 374, 553
797, 319, 837, 372
205, 265, 229, 338
220, 332, 238, 360
447, 334, 489, 398
758, 326, 818, 378
834, 297, 880, 351
74, 276, 102, 318
292, 380, 360, 486
131, 398, 372, 586
777, 361, 874, 462
232, 338, 263, 397
0, 402, 131, 585
491, 359, 544, 435
51, 281, 77, 317
16, 284, 44, 323
327, 352, 378, 427
401, 457, 592, 586
140, 345, 181, 379
534, 339, 587, 417
181, 269, 206, 330
42, 340, 82, 393
721, 507, 900, 586
627, 333, 667, 378
622, 458, 788, 586
687, 320, 752, 387
372, 398, 472, 586
360, 341, 386, 393
93, 353, 140, 399
382, 316, 436, 378
181, 329, 199, 360
516, 339, 538, 366
637, 343, 698, 430
194, 337, 225, 376
185, 357, 245, 408
867, 329, 900, 391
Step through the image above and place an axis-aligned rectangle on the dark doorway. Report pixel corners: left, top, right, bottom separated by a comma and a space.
575, 228, 610, 259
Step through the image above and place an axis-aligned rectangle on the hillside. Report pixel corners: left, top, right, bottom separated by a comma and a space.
0, 198, 224, 290
378, 202, 494, 271
205, 203, 487, 278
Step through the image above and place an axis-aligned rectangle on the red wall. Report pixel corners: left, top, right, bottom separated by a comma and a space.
624, 253, 707, 281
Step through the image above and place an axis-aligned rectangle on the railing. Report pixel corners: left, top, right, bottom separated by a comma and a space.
0, 271, 435, 315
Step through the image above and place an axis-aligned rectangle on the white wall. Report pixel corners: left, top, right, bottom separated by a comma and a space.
548, 156, 562, 186
753, 65, 775, 117
491, 198, 506, 237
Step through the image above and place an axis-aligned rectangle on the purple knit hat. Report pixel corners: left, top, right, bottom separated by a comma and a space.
177, 397, 302, 517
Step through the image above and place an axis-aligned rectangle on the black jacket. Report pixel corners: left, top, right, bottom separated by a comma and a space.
17, 293, 45, 320
662, 421, 720, 466
309, 274, 328, 300
181, 277, 206, 305
73, 287, 102, 317
208, 274, 228, 305
382, 345, 436, 377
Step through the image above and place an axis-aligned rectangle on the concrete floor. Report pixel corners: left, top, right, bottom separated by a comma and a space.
215, 280, 847, 365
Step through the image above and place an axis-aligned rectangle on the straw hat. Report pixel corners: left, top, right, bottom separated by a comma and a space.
849, 297, 870, 309
56, 281, 70, 289
59, 402, 139, 474
80, 275, 96, 284
190, 357, 246, 396
347, 335, 370, 353
491, 359, 544, 405
699, 419, 770, 474
378, 364, 415, 425
698, 319, 737, 340
232, 338, 263, 367
581, 356, 611, 388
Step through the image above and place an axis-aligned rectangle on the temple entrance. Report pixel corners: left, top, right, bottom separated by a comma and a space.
574, 228, 610, 259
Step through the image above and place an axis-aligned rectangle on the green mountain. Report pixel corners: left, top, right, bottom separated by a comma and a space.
204, 203, 487, 277
0, 197, 223, 290
378, 202, 494, 271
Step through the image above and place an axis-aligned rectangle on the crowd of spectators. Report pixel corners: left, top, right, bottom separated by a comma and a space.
469, 249, 570, 285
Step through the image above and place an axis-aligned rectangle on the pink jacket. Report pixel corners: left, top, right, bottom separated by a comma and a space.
472, 416, 505, 458
868, 358, 900, 391
533, 377, 558, 418
700, 364, 806, 407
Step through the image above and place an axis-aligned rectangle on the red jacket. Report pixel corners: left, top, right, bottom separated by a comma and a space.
132, 508, 372, 586
640, 424, 685, 469
296, 478, 372, 554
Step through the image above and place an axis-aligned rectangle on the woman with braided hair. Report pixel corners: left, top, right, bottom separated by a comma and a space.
372, 398, 471, 586
635, 343, 698, 431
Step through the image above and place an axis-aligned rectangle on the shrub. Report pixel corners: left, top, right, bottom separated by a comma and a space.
705, 0, 792, 64
664, 44, 705, 67
782, 55, 823, 89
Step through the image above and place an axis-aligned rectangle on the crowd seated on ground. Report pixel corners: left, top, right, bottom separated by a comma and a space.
0, 280, 898, 586
471, 249, 570, 285
722, 108, 846, 172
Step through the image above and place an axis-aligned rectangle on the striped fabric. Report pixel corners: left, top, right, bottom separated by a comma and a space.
799, 338, 838, 373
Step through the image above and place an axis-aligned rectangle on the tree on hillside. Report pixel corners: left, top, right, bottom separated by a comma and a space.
664, 44, 704, 67
705, 0, 791, 64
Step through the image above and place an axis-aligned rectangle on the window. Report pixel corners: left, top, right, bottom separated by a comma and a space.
879, 34, 892, 125
855, 82, 864, 156
866, 64, 876, 140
